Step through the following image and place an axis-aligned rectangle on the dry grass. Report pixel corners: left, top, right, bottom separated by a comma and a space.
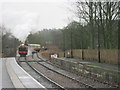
40, 49, 119, 65
40, 50, 60, 59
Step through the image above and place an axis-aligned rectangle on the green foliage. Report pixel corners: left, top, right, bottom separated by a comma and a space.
27, 29, 63, 49
2, 32, 20, 57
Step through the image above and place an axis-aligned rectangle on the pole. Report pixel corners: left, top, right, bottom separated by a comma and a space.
70, 29, 73, 58
63, 31, 65, 57
118, 4, 120, 71
81, 28, 84, 60
98, 18, 101, 63
80, 24, 84, 60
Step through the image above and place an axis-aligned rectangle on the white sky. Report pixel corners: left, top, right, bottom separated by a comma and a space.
0, 0, 77, 42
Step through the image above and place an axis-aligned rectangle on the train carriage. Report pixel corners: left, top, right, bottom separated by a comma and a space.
28, 44, 41, 54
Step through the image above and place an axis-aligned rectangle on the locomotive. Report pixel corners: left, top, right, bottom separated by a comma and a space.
18, 43, 28, 57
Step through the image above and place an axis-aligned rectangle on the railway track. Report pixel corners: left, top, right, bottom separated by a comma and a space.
17, 57, 65, 89
35, 60, 95, 88
35, 53, 119, 88
27, 59, 94, 88
26, 54, 96, 89
26, 61, 65, 89
17, 56, 95, 89
16, 54, 119, 89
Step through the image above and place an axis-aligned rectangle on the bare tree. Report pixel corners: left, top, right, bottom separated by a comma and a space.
75, 0, 119, 49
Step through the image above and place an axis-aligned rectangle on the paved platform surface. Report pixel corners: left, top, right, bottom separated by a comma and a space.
0, 58, 14, 89
58, 58, 120, 72
7, 57, 45, 88
0, 57, 46, 89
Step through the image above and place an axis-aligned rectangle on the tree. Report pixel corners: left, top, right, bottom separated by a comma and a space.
75, 0, 119, 49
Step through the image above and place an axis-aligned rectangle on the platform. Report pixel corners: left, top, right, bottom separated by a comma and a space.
1, 58, 46, 89
1, 58, 14, 89
58, 58, 120, 72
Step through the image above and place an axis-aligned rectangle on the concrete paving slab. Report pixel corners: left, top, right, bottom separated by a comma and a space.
7, 57, 45, 88
6, 58, 25, 88
1, 58, 14, 88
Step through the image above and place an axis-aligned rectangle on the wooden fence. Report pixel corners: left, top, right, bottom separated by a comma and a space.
40, 49, 119, 65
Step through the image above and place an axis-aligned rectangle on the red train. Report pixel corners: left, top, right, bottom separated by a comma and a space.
18, 44, 28, 57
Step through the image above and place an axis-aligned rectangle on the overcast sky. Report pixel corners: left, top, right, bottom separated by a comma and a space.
0, 0, 77, 42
